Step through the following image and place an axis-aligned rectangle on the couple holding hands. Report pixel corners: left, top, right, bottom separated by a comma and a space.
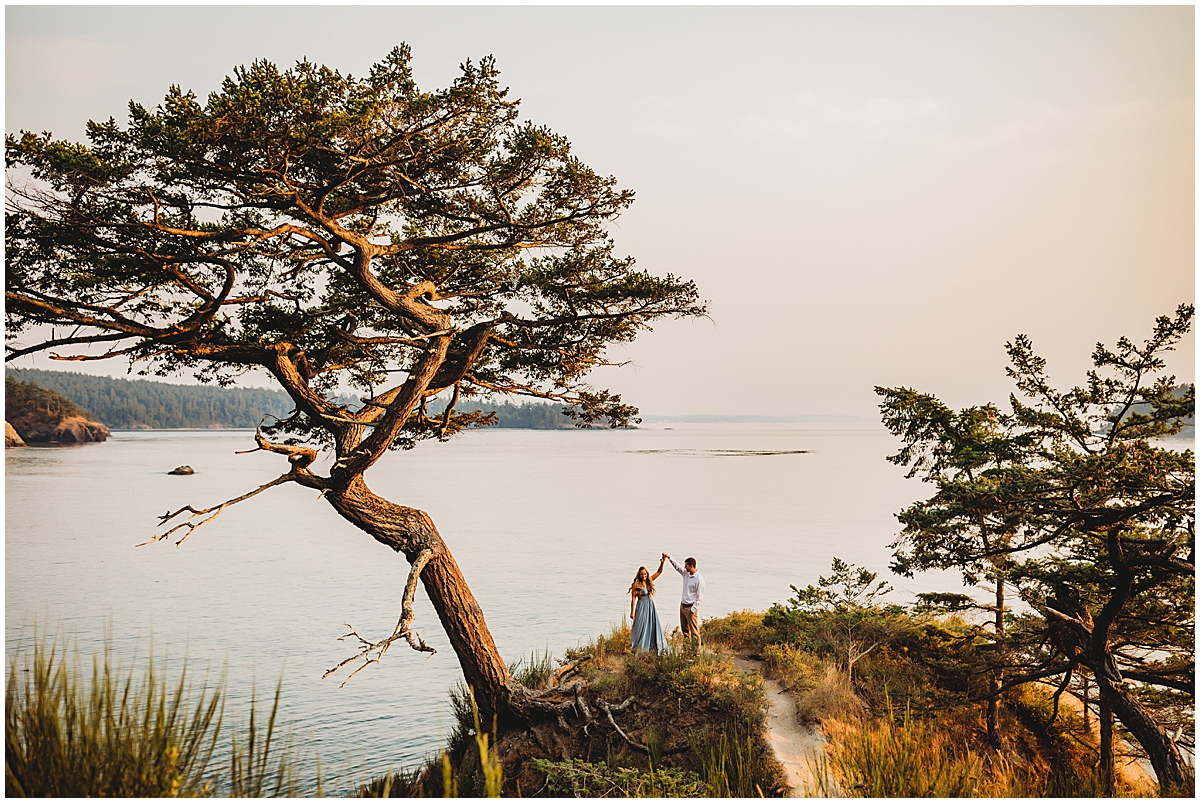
627, 552, 705, 653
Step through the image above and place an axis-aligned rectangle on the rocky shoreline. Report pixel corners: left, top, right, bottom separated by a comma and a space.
6, 375, 111, 447
8, 415, 110, 445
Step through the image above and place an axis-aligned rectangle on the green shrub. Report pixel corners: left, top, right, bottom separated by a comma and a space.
529, 758, 709, 797
702, 611, 771, 654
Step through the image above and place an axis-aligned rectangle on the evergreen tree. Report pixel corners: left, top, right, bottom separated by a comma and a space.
879, 306, 1194, 793
5, 46, 704, 722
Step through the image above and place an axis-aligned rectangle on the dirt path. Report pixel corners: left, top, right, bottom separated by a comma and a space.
733, 656, 827, 797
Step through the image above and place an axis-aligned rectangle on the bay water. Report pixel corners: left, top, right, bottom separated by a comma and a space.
5, 423, 956, 792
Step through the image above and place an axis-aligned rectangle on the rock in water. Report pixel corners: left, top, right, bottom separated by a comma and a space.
168, 465, 195, 475
5, 421, 27, 448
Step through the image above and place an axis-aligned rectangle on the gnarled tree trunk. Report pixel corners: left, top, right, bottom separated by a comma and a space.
1093, 664, 1191, 795
986, 573, 1004, 748
326, 475, 514, 720
1099, 692, 1115, 795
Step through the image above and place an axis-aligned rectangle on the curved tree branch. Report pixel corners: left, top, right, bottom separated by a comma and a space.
323, 547, 437, 687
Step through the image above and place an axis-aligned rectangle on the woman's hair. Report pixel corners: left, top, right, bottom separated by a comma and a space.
628, 566, 655, 596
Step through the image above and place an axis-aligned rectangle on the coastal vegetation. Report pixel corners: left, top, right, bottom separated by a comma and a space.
5, 623, 786, 798
5, 630, 308, 797
358, 624, 788, 798
8, 593, 1175, 798
705, 584, 1157, 797
874, 305, 1194, 794
4, 374, 109, 444
5, 368, 575, 431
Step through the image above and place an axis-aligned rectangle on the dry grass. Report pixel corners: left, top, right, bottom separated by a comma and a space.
812, 697, 1137, 798
701, 608, 1153, 798
816, 706, 1028, 797
761, 643, 864, 724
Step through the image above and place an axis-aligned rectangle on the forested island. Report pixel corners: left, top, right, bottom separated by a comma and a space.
5, 368, 574, 431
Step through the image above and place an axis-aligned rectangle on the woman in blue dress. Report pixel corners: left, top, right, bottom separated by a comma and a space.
628, 557, 668, 653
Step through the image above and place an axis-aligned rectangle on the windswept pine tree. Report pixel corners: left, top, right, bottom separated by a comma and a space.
879, 306, 1195, 794
5, 46, 704, 723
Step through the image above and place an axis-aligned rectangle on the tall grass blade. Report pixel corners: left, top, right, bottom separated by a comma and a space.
5, 626, 309, 797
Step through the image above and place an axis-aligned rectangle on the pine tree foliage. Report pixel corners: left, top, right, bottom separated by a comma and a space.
877, 306, 1195, 793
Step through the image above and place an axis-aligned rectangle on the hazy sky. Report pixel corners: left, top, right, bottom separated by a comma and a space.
6, 5, 1194, 417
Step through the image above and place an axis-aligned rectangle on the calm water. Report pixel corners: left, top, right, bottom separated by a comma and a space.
6, 423, 952, 792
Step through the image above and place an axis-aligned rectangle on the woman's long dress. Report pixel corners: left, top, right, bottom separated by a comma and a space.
630, 587, 668, 653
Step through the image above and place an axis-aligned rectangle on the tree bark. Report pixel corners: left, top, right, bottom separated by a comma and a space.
1099, 692, 1115, 796
1082, 674, 1091, 730
1086, 529, 1192, 795
324, 475, 514, 721
986, 573, 1004, 748
1094, 667, 1191, 795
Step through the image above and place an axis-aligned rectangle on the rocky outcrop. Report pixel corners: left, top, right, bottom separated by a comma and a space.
10, 414, 110, 444
168, 465, 195, 475
6, 376, 110, 445
46, 416, 111, 444
6, 421, 27, 448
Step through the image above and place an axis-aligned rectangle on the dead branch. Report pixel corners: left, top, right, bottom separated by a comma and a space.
141, 473, 293, 547
599, 696, 689, 755
574, 683, 597, 735
548, 655, 592, 688
602, 697, 652, 753
324, 548, 437, 686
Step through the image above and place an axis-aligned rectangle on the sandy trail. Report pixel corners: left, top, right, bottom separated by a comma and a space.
732, 656, 1156, 796
733, 656, 827, 797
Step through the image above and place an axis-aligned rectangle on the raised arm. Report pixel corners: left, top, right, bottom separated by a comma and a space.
665, 553, 686, 577
650, 556, 666, 581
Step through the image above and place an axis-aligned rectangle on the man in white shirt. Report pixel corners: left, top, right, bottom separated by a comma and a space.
663, 552, 705, 648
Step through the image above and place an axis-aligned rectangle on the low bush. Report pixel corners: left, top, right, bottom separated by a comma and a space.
528, 758, 708, 797
623, 646, 766, 726
702, 610, 770, 654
